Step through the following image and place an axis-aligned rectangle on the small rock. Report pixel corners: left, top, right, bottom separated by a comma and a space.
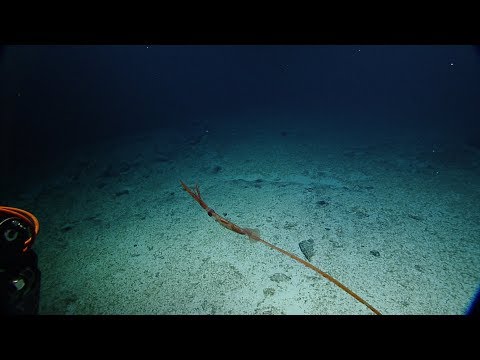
414, 264, 425, 272
299, 239, 315, 261
118, 162, 131, 174
269, 273, 291, 283
211, 165, 222, 174
370, 250, 380, 257
408, 214, 424, 221
263, 288, 275, 296
284, 221, 297, 230
61, 224, 74, 232
115, 189, 130, 197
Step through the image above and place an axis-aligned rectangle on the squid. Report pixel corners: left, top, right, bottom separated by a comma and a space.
179, 180, 381, 315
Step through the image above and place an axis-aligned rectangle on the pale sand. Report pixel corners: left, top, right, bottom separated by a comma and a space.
14, 119, 480, 315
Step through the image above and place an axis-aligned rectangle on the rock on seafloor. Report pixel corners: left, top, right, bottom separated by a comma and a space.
299, 239, 315, 261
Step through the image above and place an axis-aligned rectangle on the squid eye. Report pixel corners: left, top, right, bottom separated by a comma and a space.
207, 210, 213, 217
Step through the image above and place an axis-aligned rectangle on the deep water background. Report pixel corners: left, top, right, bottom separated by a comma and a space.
1, 45, 480, 197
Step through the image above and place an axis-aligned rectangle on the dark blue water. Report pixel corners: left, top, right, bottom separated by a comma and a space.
2, 45, 479, 192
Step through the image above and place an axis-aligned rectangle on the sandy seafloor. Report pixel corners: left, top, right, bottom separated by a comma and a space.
8, 117, 480, 315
